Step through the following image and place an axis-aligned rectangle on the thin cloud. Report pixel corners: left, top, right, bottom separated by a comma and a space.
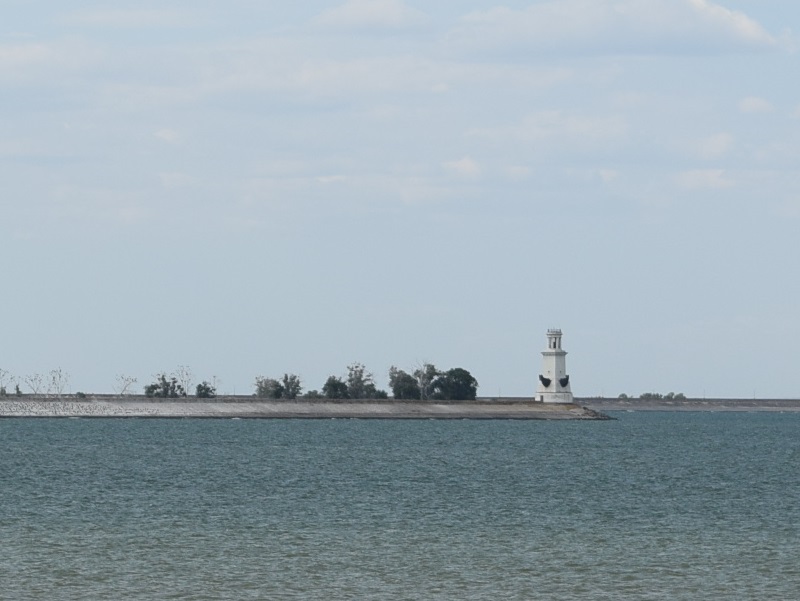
0, 43, 52, 68
63, 9, 199, 28
446, 0, 781, 57
154, 129, 181, 144
314, 0, 428, 31
693, 133, 735, 160
0, 39, 100, 82
159, 172, 194, 189
676, 169, 735, 189
738, 96, 774, 113
469, 111, 628, 152
443, 157, 482, 178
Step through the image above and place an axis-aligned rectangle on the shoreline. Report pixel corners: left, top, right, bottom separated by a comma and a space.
4, 395, 798, 419
0, 397, 608, 420
579, 398, 800, 412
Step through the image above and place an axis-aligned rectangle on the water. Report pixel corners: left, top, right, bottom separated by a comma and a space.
1, 413, 798, 600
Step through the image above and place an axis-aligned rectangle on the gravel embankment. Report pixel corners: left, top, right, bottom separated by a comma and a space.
0, 398, 607, 420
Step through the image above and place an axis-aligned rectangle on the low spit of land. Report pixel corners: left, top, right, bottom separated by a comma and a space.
0, 396, 608, 420
3, 396, 797, 419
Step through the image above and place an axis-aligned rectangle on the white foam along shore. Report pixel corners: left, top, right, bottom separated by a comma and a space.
0, 398, 607, 420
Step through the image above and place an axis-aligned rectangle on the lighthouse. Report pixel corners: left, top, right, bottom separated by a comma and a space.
536, 329, 574, 403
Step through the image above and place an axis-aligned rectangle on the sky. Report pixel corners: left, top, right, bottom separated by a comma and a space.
2, 0, 799, 398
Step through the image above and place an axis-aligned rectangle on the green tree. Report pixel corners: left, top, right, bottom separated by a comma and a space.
196, 381, 216, 398
432, 368, 478, 400
413, 363, 439, 400
323, 376, 349, 399
281, 374, 302, 399
388, 366, 421, 399
346, 363, 372, 399
254, 377, 284, 399
145, 374, 186, 398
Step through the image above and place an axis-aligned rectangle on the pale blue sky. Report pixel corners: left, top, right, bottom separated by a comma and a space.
2, 0, 799, 397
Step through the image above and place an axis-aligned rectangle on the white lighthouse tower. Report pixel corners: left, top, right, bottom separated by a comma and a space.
536, 328, 574, 403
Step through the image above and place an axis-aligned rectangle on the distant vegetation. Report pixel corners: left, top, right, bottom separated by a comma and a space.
255, 362, 478, 401
618, 392, 687, 400
0, 362, 479, 401
388, 364, 479, 401
254, 374, 303, 400
144, 374, 186, 399
0, 368, 69, 398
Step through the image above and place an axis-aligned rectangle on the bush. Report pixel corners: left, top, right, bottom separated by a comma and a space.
281, 374, 302, 399
432, 368, 478, 400
196, 381, 216, 398
322, 376, 349, 399
389, 367, 421, 400
254, 377, 284, 399
145, 374, 186, 398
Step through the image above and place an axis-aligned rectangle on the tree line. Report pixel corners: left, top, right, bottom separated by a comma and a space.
0, 363, 479, 401
0, 368, 70, 397
617, 392, 686, 400
255, 362, 478, 401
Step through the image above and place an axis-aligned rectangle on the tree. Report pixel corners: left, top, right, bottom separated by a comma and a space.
196, 381, 216, 398
389, 366, 421, 399
346, 363, 372, 399
303, 389, 323, 399
24, 373, 45, 395
322, 376, 349, 399
144, 374, 186, 398
114, 374, 138, 396
345, 363, 387, 399
432, 368, 478, 400
48, 368, 70, 398
254, 377, 284, 399
174, 365, 194, 395
0, 369, 11, 396
281, 374, 302, 400
413, 363, 439, 400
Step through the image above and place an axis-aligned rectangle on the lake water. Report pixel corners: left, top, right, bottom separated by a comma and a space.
1, 413, 798, 600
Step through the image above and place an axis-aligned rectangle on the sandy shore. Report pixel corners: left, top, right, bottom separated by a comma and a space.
0, 398, 608, 420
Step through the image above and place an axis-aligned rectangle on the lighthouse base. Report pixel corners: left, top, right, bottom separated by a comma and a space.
537, 392, 574, 404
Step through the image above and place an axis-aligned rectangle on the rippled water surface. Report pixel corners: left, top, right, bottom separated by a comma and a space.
1, 413, 799, 600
